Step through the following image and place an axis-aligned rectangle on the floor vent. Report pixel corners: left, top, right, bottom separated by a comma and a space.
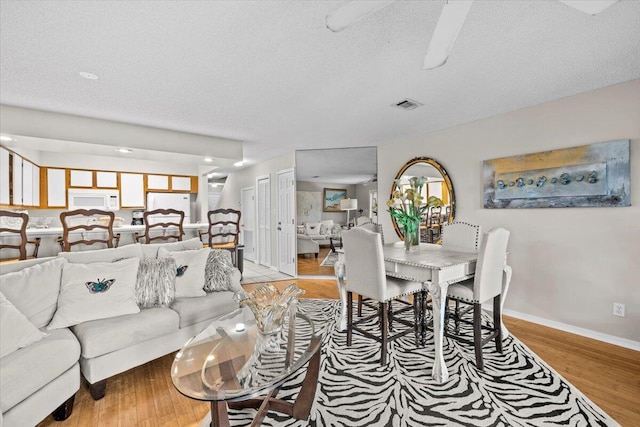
392, 99, 423, 110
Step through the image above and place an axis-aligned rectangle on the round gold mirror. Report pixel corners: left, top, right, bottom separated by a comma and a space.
389, 157, 455, 242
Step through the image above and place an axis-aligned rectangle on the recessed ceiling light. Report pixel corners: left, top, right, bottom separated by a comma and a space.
79, 72, 99, 80
116, 148, 133, 154
234, 161, 243, 167
204, 157, 213, 162
0, 135, 13, 142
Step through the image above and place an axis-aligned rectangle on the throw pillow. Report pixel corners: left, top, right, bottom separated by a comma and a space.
0, 292, 47, 358
135, 257, 177, 308
305, 223, 320, 235
0, 257, 67, 328
59, 243, 144, 263
204, 250, 235, 292
47, 257, 141, 330
158, 247, 208, 298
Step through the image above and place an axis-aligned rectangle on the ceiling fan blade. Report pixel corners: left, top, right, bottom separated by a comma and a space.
423, 0, 474, 70
326, 0, 396, 32
558, 0, 619, 15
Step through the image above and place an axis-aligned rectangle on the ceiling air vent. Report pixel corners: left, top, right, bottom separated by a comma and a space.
392, 99, 423, 111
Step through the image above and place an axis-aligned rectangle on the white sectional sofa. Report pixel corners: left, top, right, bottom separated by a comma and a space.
0, 238, 242, 427
297, 220, 341, 257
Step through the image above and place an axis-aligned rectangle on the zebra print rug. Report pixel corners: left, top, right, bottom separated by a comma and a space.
211, 299, 619, 427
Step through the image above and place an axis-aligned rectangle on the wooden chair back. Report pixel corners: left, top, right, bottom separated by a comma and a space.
0, 210, 29, 260
59, 209, 117, 252
201, 208, 241, 264
141, 209, 184, 244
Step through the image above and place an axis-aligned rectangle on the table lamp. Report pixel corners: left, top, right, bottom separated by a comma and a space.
340, 198, 358, 229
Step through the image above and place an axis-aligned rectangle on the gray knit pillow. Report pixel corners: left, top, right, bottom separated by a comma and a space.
204, 250, 234, 292
135, 258, 177, 307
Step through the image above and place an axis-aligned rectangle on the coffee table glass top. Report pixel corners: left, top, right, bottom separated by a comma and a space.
171, 305, 321, 402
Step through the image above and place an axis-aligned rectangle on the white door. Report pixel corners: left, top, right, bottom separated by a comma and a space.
256, 175, 271, 267
277, 169, 296, 276
241, 187, 256, 262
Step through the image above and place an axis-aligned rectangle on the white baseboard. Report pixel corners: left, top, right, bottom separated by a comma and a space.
502, 309, 640, 351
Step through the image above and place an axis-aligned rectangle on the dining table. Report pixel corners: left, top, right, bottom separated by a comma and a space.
334, 241, 478, 384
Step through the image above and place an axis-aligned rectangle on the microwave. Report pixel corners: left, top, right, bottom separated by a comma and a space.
68, 189, 120, 211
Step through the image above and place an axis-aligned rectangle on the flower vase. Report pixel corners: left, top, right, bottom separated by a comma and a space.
403, 219, 420, 251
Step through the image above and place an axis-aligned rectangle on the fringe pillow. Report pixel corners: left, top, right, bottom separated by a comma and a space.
204, 250, 235, 292
135, 257, 177, 308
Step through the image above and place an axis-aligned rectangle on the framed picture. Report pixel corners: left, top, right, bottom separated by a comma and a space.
323, 188, 347, 212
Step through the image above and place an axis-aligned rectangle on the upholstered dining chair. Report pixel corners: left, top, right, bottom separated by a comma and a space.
59, 209, 120, 252
136, 209, 184, 244
441, 222, 482, 252
0, 210, 41, 262
198, 208, 241, 266
352, 222, 384, 317
342, 227, 423, 365
445, 227, 510, 370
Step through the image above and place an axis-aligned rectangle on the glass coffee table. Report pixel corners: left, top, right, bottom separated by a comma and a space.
171, 306, 323, 427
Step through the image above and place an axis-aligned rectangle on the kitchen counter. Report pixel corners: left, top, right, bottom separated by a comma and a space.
25, 223, 208, 236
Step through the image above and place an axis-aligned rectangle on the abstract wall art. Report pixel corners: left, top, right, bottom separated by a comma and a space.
323, 188, 347, 212
483, 140, 630, 208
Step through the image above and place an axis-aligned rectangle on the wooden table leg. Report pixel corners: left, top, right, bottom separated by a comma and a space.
211, 401, 230, 427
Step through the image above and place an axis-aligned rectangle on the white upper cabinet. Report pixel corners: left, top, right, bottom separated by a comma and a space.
171, 176, 191, 192
12, 155, 22, 205
96, 171, 118, 188
70, 169, 93, 187
0, 147, 9, 205
47, 168, 66, 207
147, 174, 169, 191
120, 173, 145, 207
32, 164, 40, 207
22, 160, 34, 205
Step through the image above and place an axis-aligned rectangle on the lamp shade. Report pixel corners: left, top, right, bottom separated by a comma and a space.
340, 199, 358, 211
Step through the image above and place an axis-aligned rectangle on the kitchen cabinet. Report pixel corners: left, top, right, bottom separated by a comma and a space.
0, 147, 9, 205
32, 164, 40, 207
96, 171, 118, 188
69, 169, 93, 187
120, 173, 145, 207
147, 174, 169, 191
47, 168, 67, 207
171, 176, 191, 192
12, 155, 22, 205
22, 160, 34, 205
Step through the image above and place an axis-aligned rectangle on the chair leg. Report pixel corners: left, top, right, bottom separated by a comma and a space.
380, 301, 388, 365
347, 291, 353, 347
387, 301, 394, 332
357, 295, 363, 317
493, 294, 503, 353
473, 303, 484, 370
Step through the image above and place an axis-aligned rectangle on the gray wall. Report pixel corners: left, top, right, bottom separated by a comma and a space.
378, 79, 640, 344
296, 181, 356, 225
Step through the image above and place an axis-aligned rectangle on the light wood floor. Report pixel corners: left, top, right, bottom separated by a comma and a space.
297, 247, 335, 276
39, 279, 640, 427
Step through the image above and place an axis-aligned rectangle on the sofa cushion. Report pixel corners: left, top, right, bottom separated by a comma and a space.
170, 291, 237, 328
319, 219, 335, 235
0, 257, 66, 328
59, 243, 144, 263
0, 328, 80, 413
72, 307, 179, 358
304, 222, 321, 236
158, 247, 208, 298
47, 258, 141, 330
0, 292, 47, 358
135, 257, 177, 308
140, 237, 204, 259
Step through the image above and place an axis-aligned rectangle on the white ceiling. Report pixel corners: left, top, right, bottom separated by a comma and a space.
1, 1, 639, 174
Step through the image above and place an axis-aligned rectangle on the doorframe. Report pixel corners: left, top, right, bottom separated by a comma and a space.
255, 174, 271, 268
276, 168, 296, 277
240, 186, 256, 262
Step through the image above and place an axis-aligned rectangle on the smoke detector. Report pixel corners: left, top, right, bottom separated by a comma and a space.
392, 99, 423, 111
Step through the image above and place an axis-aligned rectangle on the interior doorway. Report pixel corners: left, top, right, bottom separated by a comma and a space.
276, 168, 296, 276
256, 175, 271, 268
295, 147, 377, 276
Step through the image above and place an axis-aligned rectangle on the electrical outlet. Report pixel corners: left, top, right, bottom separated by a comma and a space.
613, 303, 625, 317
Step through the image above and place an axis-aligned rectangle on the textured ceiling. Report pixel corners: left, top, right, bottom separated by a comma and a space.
1, 0, 639, 173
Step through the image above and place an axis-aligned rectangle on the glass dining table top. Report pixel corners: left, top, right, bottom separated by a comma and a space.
171, 305, 321, 402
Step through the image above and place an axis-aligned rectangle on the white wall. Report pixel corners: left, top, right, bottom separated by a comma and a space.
378, 79, 640, 343
220, 152, 295, 267
296, 181, 356, 225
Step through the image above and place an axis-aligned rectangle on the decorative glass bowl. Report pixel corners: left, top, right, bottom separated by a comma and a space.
234, 283, 304, 336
